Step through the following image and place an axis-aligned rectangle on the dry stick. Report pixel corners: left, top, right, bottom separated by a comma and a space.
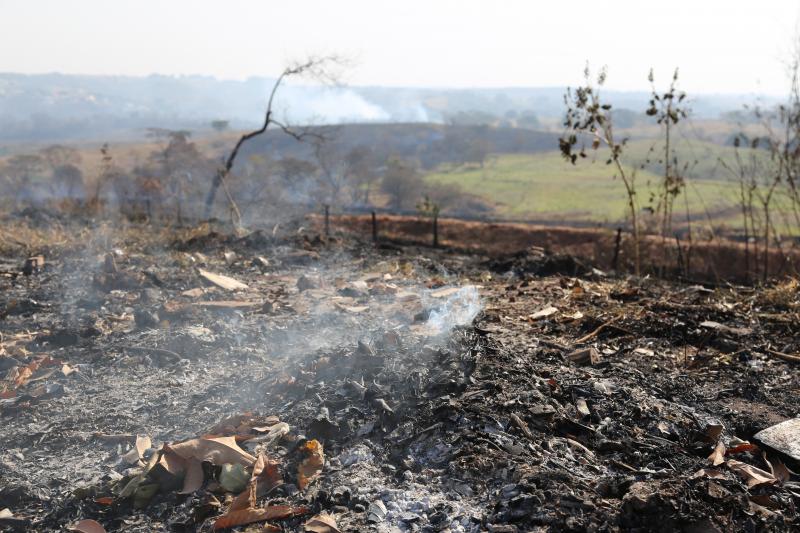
574, 317, 619, 344
371, 211, 377, 243
764, 348, 800, 364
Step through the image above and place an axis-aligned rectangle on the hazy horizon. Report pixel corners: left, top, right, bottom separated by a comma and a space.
1, 0, 798, 96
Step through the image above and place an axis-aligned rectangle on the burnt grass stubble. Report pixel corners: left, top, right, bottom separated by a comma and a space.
0, 214, 799, 532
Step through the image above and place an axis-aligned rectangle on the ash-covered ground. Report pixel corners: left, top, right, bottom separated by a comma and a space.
1, 213, 799, 532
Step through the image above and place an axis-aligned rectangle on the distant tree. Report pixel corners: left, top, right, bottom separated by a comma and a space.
51, 164, 85, 200
278, 157, 317, 185
516, 110, 540, 129
466, 138, 490, 168
40, 144, 81, 169
381, 157, 424, 210
345, 145, 378, 204
2, 154, 46, 203
446, 110, 496, 126
211, 120, 229, 133
610, 108, 639, 129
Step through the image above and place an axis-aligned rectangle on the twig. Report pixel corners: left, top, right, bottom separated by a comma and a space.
764, 348, 800, 364
574, 317, 618, 344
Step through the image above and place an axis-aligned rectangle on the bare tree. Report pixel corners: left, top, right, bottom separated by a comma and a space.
382, 157, 424, 210
560, 66, 641, 275
646, 68, 689, 246
210, 120, 230, 133
203, 56, 343, 224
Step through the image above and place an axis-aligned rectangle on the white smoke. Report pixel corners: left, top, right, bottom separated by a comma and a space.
424, 285, 482, 335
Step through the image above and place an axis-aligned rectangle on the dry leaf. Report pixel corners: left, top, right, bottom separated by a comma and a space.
198, 269, 249, 291
179, 458, 204, 494
530, 306, 558, 320
763, 454, 791, 484
708, 441, 726, 466
212, 505, 309, 530
726, 459, 777, 488
182, 287, 207, 298
169, 436, 255, 466
430, 287, 460, 298
69, 519, 107, 533
297, 439, 324, 490
122, 435, 151, 464
0, 509, 12, 518
689, 468, 727, 480
304, 513, 341, 533
228, 481, 257, 513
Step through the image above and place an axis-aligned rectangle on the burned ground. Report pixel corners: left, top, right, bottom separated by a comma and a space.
1, 214, 799, 532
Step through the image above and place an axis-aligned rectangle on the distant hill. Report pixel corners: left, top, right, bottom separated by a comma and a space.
0, 73, 779, 143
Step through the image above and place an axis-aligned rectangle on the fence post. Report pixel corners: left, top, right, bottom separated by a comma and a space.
612, 227, 622, 271
433, 212, 439, 248
371, 211, 377, 243
324, 204, 330, 237
675, 234, 684, 278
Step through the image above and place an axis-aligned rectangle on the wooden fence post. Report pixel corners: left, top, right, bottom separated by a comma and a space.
612, 227, 622, 271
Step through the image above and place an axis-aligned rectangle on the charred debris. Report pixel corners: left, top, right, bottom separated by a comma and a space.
1, 215, 799, 532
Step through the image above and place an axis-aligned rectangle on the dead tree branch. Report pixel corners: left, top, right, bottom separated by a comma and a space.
203, 55, 345, 224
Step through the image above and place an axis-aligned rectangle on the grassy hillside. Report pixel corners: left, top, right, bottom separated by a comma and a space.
424, 144, 752, 229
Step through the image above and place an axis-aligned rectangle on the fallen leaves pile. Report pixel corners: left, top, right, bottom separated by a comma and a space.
79, 413, 334, 532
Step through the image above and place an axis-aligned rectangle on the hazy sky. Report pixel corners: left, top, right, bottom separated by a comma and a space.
1, 0, 798, 95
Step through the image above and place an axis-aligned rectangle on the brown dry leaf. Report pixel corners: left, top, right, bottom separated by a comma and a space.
750, 494, 782, 510
179, 458, 205, 494
689, 468, 727, 480
297, 439, 324, 490
764, 454, 791, 484
69, 519, 107, 533
256, 456, 283, 493
181, 287, 207, 298
429, 287, 460, 298
122, 435, 152, 464
704, 423, 724, 442
708, 441, 726, 466
198, 269, 249, 291
169, 436, 255, 466
726, 459, 777, 488
228, 480, 257, 513
212, 505, 309, 530
530, 306, 558, 320
304, 513, 341, 533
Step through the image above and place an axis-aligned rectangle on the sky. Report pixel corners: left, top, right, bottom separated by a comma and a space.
0, 0, 798, 95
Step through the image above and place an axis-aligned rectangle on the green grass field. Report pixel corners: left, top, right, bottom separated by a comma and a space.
424, 138, 800, 236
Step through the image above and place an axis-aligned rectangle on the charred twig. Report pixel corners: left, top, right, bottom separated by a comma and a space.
763, 347, 800, 364
574, 317, 619, 344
